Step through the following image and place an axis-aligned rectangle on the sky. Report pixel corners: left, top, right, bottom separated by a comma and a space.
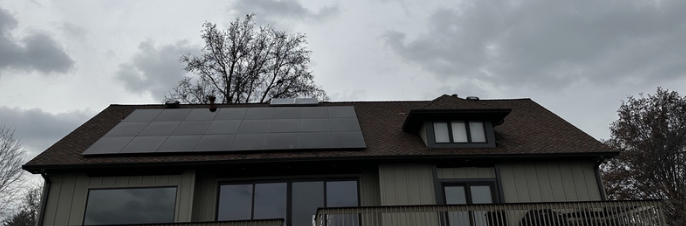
0, 0, 685, 162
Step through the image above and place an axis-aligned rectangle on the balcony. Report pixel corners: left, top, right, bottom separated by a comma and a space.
114, 219, 284, 226
314, 200, 667, 226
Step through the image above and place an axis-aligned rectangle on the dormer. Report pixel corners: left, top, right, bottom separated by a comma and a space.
402, 95, 511, 148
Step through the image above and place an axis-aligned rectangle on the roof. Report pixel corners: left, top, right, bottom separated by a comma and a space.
23, 95, 615, 172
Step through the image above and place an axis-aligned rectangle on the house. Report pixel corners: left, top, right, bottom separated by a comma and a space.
23, 95, 667, 226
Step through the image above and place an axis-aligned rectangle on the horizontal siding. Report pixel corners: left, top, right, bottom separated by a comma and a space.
499, 161, 601, 203
437, 167, 495, 179
42, 171, 195, 226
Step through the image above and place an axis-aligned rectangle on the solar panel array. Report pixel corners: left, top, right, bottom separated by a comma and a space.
82, 106, 366, 155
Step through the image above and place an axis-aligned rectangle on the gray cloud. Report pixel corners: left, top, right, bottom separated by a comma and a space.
231, 0, 339, 24
0, 7, 74, 76
384, 0, 686, 89
0, 106, 91, 159
115, 40, 196, 99
57, 21, 88, 41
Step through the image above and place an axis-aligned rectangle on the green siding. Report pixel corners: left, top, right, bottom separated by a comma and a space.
437, 167, 495, 179
378, 163, 435, 205
499, 161, 601, 203
41, 171, 196, 226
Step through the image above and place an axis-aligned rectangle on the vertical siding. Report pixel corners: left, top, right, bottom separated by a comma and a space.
436, 167, 495, 179
41, 171, 196, 226
499, 161, 601, 203
359, 168, 381, 206
378, 163, 435, 205
191, 173, 218, 222
378, 164, 437, 226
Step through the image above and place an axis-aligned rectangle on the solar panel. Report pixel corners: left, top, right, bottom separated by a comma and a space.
300, 119, 329, 132
230, 134, 267, 150
195, 134, 235, 151
205, 120, 241, 134
273, 107, 301, 119
298, 132, 332, 149
295, 98, 318, 105
270, 98, 295, 105
237, 120, 271, 133
154, 109, 191, 121
329, 118, 361, 131
82, 136, 134, 154
120, 136, 167, 153
269, 119, 300, 133
139, 121, 180, 136
185, 109, 218, 121
83, 106, 365, 155
104, 122, 149, 137
331, 132, 366, 148
171, 121, 211, 135
215, 108, 247, 120
157, 135, 202, 152
244, 108, 274, 119
301, 107, 328, 118
123, 109, 162, 122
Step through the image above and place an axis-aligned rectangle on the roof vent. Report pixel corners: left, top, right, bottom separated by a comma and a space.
451, 94, 458, 97
466, 96, 480, 101
270, 98, 319, 106
164, 100, 180, 108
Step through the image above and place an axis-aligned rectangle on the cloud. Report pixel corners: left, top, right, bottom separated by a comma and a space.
0, 106, 91, 159
384, 0, 686, 90
115, 40, 197, 99
0, 7, 74, 76
231, 0, 339, 25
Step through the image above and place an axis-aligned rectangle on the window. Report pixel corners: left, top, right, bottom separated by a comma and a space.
426, 121, 495, 148
442, 182, 497, 226
433, 121, 486, 143
83, 187, 177, 225
217, 180, 358, 226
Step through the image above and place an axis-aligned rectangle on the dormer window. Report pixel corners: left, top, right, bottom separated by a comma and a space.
423, 120, 497, 148
402, 108, 510, 148
433, 121, 487, 143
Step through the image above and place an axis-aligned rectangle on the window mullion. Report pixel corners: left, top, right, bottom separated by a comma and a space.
446, 121, 455, 143
465, 121, 472, 143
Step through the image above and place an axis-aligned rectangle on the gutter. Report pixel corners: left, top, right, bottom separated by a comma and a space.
37, 172, 51, 226
594, 157, 607, 200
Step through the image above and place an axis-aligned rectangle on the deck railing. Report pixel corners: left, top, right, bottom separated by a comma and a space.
113, 219, 284, 226
314, 200, 667, 226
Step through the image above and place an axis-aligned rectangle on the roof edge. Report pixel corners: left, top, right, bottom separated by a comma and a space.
23, 151, 619, 174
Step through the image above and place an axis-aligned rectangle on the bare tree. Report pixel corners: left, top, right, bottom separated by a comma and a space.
0, 126, 25, 217
166, 14, 327, 104
2, 185, 40, 226
602, 87, 686, 225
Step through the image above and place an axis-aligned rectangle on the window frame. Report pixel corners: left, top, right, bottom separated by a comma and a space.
425, 120, 496, 148
215, 178, 360, 226
434, 178, 501, 205
82, 186, 179, 226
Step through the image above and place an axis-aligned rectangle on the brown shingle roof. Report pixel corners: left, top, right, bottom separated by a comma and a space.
23, 96, 614, 170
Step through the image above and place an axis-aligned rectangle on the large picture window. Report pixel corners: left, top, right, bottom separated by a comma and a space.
217, 180, 358, 226
83, 187, 177, 225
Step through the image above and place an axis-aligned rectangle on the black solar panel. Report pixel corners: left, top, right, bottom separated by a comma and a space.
123, 109, 162, 122
82, 106, 365, 155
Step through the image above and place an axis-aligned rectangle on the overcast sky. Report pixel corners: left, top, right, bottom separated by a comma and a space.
1, 0, 685, 161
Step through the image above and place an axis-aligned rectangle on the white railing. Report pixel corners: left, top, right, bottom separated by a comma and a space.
314, 200, 667, 226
